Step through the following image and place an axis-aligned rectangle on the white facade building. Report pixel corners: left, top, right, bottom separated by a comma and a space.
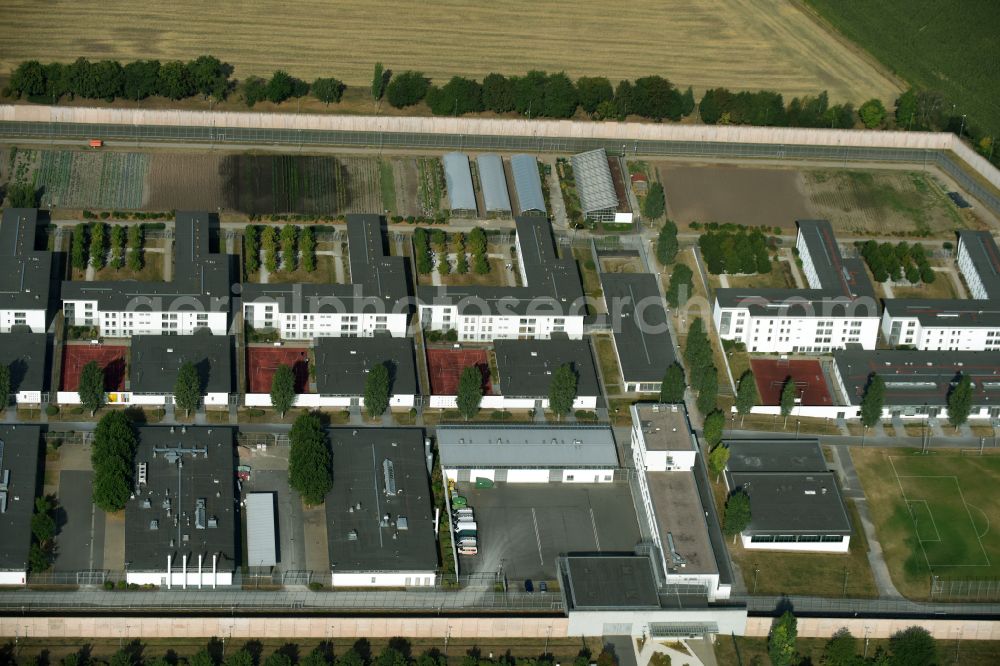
881, 300, 1000, 351
242, 215, 409, 340
418, 218, 585, 342
62, 212, 230, 337
957, 230, 1000, 301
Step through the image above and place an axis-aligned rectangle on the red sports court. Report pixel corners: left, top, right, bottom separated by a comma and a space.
426, 347, 493, 395
61, 344, 128, 391
750, 358, 833, 406
246, 346, 310, 394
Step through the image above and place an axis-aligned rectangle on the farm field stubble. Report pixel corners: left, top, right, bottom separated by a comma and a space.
0, 0, 899, 104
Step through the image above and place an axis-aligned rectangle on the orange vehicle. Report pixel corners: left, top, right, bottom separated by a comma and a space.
89, 139, 103, 148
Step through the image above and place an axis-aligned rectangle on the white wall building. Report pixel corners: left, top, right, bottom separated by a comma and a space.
0, 209, 53, 334
62, 212, 230, 337
957, 230, 1000, 301
242, 215, 409, 340
881, 299, 1000, 351
417, 218, 585, 342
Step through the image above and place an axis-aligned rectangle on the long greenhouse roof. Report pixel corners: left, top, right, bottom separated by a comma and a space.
476, 153, 511, 213
511, 154, 546, 214
443, 152, 477, 212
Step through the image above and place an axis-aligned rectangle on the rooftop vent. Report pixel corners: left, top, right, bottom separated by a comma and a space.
195, 498, 207, 529
397, 516, 409, 530
348, 529, 359, 541
208, 516, 218, 529
149, 520, 158, 530
383, 459, 397, 495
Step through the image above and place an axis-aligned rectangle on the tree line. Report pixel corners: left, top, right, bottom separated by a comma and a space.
856, 239, 935, 284
699, 226, 773, 275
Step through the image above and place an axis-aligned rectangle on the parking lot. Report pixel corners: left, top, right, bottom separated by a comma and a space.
54, 470, 105, 572
454, 481, 642, 584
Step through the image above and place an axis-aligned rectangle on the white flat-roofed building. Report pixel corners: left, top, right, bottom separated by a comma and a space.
242, 215, 409, 340
957, 230, 1000, 301
62, 212, 229, 337
882, 299, 1000, 351
0, 209, 53, 334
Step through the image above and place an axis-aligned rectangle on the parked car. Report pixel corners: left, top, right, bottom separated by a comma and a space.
539, 581, 548, 593
524, 579, 534, 593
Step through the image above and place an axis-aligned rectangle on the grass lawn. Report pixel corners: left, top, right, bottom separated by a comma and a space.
417, 257, 513, 288
378, 158, 396, 214
711, 259, 795, 292
710, 476, 877, 598
260, 254, 342, 284
85, 252, 165, 282
717, 634, 1000, 666
594, 335, 622, 395
891, 275, 958, 299
851, 447, 1000, 600
737, 413, 842, 436
573, 247, 604, 313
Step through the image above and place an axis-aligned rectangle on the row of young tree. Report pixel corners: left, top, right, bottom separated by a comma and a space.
856, 240, 935, 284
414, 227, 489, 276
245, 225, 317, 276
72, 223, 144, 273
699, 226, 773, 275
766, 612, 937, 666
19, 637, 613, 666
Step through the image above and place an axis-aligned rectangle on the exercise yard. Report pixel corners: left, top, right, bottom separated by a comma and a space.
852, 448, 1000, 600
750, 358, 833, 406
246, 346, 310, 394
426, 348, 492, 396
60, 344, 127, 391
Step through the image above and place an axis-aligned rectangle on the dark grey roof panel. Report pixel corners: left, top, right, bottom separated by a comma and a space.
437, 424, 618, 468
728, 471, 851, 535
601, 273, 675, 382
130, 332, 232, 394
314, 336, 417, 396
0, 209, 53, 312
0, 425, 41, 570
0, 332, 48, 393
883, 298, 1000, 328
494, 338, 601, 399
958, 230, 1000, 299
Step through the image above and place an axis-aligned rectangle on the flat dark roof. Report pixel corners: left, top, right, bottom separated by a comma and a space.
417, 218, 584, 317
564, 555, 660, 609
958, 230, 1000, 300
833, 349, 1000, 407
494, 338, 601, 399
0, 209, 53, 312
326, 428, 438, 573
314, 336, 418, 396
724, 439, 827, 473
797, 220, 873, 298
0, 332, 48, 393
714, 289, 879, 318
0, 425, 41, 571
727, 471, 851, 535
130, 332, 232, 395
125, 426, 237, 572
601, 272, 675, 382
243, 215, 408, 313
61, 212, 230, 311
883, 298, 1000, 328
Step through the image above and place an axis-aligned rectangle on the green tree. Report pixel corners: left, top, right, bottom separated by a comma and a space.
224, 650, 254, 666
89, 222, 106, 269
109, 225, 125, 269
288, 413, 332, 504
696, 370, 718, 415
244, 225, 260, 275
0, 364, 9, 408
947, 373, 973, 429
173, 361, 202, 416
683, 318, 712, 376
659, 362, 685, 403
263, 653, 292, 666
31, 496, 57, 542
9, 60, 47, 97
482, 73, 514, 113
665, 263, 693, 308
189, 650, 216, 666
860, 373, 885, 429
779, 377, 796, 425
708, 444, 730, 481
157, 60, 195, 100
386, 71, 429, 108
723, 490, 751, 538
6, 182, 38, 208
426, 76, 484, 116
859, 98, 887, 129
768, 611, 798, 666
262, 225, 279, 273
576, 76, 613, 115
703, 410, 725, 447
300, 226, 316, 272
109, 648, 136, 666
821, 628, 859, 666
437, 252, 450, 275
123, 59, 162, 101
888, 626, 935, 666
655, 220, 678, 265
735, 371, 758, 424
312, 77, 345, 105
364, 363, 391, 418
371, 62, 387, 102
632, 75, 684, 121
270, 364, 296, 418
127, 224, 143, 271
541, 72, 578, 118
456, 365, 484, 420
548, 363, 578, 418
91, 411, 137, 512
280, 224, 298, 271
242, 76, 267, 107
78, 360, 105, 415
265, 70, 308, 103
642, 182, 665, 221
72, 223, 89, 271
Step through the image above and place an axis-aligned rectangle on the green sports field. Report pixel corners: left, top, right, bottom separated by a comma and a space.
852, 448, 1000, 600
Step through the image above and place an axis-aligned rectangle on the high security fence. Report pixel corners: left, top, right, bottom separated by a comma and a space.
1, 104, 998, 218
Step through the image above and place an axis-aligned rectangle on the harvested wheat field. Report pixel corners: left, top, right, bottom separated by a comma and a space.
660, 164, 977, 238
0, 0, 899, 103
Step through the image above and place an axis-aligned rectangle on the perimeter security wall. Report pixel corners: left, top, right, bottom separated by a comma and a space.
0, 105, 997, 216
